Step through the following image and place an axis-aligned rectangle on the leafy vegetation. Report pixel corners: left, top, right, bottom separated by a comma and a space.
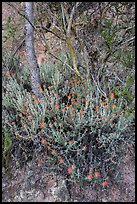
2, 58, 134, 188
2, 2, 135, 191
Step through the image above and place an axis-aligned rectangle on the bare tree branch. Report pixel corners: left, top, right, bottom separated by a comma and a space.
104, 36, 135, 63
6, 2, 36, 30
36, 25, 65, 41
120, 36, 135, 46
66, 2, 80, 36
60, 3, 67, 32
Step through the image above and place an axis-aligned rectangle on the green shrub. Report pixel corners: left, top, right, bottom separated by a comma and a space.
2, 71, 134, 188
3, 16, 17, 43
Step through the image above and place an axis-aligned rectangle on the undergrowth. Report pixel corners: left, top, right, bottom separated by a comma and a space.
2, 59, 135, 189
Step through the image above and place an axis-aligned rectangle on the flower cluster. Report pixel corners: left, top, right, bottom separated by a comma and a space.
2, 72, 134, 189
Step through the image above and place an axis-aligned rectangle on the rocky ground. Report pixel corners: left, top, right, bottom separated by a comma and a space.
2, 147, 135, 202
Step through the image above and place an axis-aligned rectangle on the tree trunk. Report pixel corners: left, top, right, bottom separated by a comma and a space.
24, 2, 41, 98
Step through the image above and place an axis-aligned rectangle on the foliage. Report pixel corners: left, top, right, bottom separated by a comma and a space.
2, 63, 134, 187
2, 126, 12, 170
113, 74, 135, 102
3, 16, 17, 43
2, 2, 135, 192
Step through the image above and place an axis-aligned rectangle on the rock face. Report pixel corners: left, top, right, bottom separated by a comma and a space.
2, 159, 71, 202
2, 149, 135, 202
49, 175, 70, 202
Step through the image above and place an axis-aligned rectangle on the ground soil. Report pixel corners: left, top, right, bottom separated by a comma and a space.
2, 148, 135, 202
2, 2, 135, 202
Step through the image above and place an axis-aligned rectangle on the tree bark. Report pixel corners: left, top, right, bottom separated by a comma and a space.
24, 2, 41, 98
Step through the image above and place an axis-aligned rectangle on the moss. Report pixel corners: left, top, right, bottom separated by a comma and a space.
66, 36, 81, 79
113, 74, 134, 102
113, 74, 135, 119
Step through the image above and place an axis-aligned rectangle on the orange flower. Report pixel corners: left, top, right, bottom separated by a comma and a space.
6, 69, 10, 78
59, 157, 64, 163
112, 104, 116, 109
18, 113, 22, 117
73, 79, 78, 83
71, 96, 74, 100
87, 174, 93, 180
101, 101, 107, 106
27, 116, 31, 120
68, 95, 71, 99
41, 138, 46, 144
110, 92, 115, 99
79, 109, 84, 114
24, 103, 28, 107
47, 146, 50, 150
18, 50, 22, 57
48, 86, 53, 89
70, 80, 74, 85
94, 171, 100, 178
103, 180, 108, 187
32, 94, 35, 98
40, 122, 45, 128
62, 107, 66, 112
71, 93, 75, 97
73, 102, 78, 106
77, 93, 81, 97
34, 99, 38, 105
67, 167, 72, 174
95, 105, 99, 110
76, 98, 80, 102
67, 105, 71, 109
68, 140, 73, 145
52, 149, 56, 154
55, 105, 59, 109
71, 107, 75, 111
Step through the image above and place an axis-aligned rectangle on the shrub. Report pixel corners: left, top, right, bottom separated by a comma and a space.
2, 69, 134, 188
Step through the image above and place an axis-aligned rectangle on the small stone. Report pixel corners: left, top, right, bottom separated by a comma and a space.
36, 192, 45, 202
2, 182, 7, 188
44, 196, 56, 202
49, 175, 70, 201
20, 190, 25, 199
2, 167, 6, 174
13, 195, 22, 202
102, 198, 108, 202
